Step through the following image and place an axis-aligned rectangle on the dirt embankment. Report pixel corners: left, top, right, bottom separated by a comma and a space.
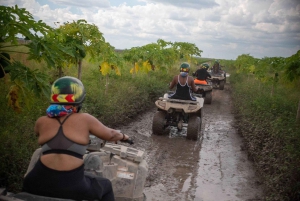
117, 82, 264, 201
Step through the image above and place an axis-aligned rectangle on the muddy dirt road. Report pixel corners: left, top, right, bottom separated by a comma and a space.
117, 83, 264, 201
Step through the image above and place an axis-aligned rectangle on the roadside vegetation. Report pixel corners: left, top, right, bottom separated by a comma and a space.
228, 53, 300, 201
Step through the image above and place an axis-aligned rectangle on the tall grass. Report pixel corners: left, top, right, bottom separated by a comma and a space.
230, 71, 300, 201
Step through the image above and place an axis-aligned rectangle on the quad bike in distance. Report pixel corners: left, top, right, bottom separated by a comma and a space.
152, 92, 204, 140
194, 79, 213, 104
0, 136, 148, 201
208, 69, 226, 90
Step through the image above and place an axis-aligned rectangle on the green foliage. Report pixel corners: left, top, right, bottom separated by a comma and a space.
0, 5, 68, 112
82, 61, 171, 126
0, 5, 51, 43
172, 41, 202, 64
0, 78, 47, 192
230, 54, 300, 201
234, 54, 258, 73
0, 5, 64, 68
123, 39, 202, 74
284, 50, 300, 83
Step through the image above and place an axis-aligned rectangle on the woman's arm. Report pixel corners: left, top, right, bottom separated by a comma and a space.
189, 77, 198, 92
86, 113, 129, 141
169, 75, 177, 89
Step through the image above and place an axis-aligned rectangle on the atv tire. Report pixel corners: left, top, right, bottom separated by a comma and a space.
186, 116, 200, 140
219, 80, 225, 90
204, 91, 212, 104
152, 111, 167, 135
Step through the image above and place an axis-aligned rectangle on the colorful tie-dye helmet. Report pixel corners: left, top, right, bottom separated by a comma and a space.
50, 76, 86, 105
180, 62, 190, 73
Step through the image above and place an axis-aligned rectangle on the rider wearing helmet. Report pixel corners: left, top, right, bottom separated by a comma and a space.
212, 60, 220, 74
165, 62, 199, 101
22, 76, 130, 201
194, 63, 211, 84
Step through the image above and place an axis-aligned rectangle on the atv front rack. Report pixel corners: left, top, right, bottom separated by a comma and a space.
155, 97, 203, 113
101, 143, 145, 163
158, 97, 198, 104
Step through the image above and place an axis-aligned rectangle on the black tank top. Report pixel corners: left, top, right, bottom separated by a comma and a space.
169, 75, 196, 101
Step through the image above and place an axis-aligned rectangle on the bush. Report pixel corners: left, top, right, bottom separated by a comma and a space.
230, 72, 300, 201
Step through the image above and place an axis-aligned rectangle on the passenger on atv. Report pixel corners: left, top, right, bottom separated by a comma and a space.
194, 63, 211, 85
164, 62, 201, 103
22, 76, 131, 201
212, 60, 223, 74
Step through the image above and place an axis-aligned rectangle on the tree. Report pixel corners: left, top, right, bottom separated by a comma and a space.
172, 42, 202, 64
234, 54, 257, 74
0, 5, 62, 111
57, 19, 112, 80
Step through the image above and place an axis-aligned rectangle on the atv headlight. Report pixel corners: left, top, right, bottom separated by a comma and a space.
158, 101, 166, 108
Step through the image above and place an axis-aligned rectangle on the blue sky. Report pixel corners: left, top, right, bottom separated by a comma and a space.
2, 0, 300, 60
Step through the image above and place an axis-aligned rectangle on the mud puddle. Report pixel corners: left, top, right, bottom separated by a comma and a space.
116, 83, 264, 201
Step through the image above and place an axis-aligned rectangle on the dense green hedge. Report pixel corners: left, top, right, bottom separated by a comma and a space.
229, 71, 300, 201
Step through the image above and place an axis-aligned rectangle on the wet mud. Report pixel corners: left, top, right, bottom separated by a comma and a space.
116, 83, 264, 201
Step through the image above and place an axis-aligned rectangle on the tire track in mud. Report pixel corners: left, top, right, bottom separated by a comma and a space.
116, 83, 263, 201
117, 107, 203, 201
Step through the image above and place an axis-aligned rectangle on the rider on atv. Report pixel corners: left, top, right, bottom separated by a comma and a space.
164, 62, 201, 103
212, 60, 222, 74
22, 76, 131, 201
194, 63, 211, 85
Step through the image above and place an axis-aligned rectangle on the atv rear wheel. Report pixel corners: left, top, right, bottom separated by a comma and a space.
186, 116, 200, 140
152, 111, 167, 135
204, 91, 212, 104
219, 80, 225, 90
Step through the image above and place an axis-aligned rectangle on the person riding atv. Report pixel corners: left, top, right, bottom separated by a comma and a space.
22, 76, 132, 201
164, 62, 200, 103
194, 63, 211, 84
209, 60, 226, 90
153, 62, 203, 140
212, 60, 221, 74
192, 63, 213, 104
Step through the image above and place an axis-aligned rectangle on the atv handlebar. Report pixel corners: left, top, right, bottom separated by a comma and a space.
120, 138, 134, 145
89, 132, 134, 150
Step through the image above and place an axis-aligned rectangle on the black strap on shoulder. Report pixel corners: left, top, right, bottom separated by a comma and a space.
55, 113, 73, 125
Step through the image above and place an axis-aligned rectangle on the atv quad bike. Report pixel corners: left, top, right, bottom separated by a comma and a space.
194, 79, 213, 104
0, 136, 148, 201
152, 92, 204, 140
209, 70, 226, 90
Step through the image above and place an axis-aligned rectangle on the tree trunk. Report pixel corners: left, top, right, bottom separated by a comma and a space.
78, 59, 82, 80
297, 99, 300, 123
58, 66, 63, 77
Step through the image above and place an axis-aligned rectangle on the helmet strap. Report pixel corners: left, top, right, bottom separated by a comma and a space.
76, 104, 82, 113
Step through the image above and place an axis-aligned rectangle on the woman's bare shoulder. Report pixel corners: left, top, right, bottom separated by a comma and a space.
35, 115, 49, 122
77, 113, 99, 122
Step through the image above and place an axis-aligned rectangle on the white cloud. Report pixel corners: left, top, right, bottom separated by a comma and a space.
49, 0, 110, 8
1, 0, 300, 59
